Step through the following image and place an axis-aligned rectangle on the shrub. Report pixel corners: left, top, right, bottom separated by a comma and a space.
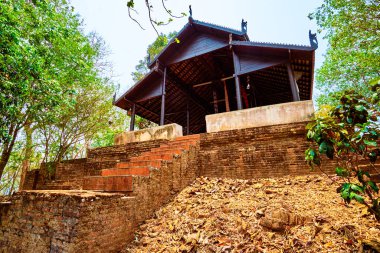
305, 80, 380, 220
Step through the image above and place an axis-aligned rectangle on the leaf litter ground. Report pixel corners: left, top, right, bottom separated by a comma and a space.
124, 175, 380, 252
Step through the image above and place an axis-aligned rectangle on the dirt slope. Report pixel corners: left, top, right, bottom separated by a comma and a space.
124, 175, 380, 253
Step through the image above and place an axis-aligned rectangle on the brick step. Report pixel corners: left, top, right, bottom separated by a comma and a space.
44, 183, 72, 190
101, 167, 150, 177
166, 140, 198, 146
149, 147, 186, 153
145, 149, 183, 156
157, 143, 194, 149
174, 135, 200, 141
116, 160, 162, 168
83, 175, 133, 192
130, 154, 174, 161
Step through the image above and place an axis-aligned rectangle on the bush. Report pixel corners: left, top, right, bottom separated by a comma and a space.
305, 80, 380, 220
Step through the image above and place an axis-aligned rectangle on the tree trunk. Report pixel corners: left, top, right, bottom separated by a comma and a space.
9, 165, 21, 196
19, 123, 33, 191
0, 125, 20, 180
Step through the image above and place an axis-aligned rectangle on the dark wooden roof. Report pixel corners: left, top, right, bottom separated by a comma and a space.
115, 18, 317, 134
147, 18, 249, 69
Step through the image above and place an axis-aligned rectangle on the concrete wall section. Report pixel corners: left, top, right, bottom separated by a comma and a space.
206, 100, 315, 133
114, 123, 183, 145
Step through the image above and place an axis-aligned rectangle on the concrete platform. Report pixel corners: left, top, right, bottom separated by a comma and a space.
205, 100, 314, 133
114, 123, 183, 145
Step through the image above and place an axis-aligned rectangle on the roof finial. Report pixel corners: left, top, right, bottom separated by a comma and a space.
189, 5, 192, 17
241, 19, 247, 33
309, 30, 318, 49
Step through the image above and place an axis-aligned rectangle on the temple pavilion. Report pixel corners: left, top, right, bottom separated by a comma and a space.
114, 13, 318, 135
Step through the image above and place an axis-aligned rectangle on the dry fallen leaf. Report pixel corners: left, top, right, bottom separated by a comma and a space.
123, 175, 380, 253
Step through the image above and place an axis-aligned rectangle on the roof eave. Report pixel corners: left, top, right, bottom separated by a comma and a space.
231, 41, 316, 51
114, 68, 158, 108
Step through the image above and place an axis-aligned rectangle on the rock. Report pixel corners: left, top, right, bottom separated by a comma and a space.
259, 208, 311, 232
255, 209, 265, 218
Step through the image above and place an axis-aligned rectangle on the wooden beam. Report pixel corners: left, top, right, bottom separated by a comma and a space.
287, 63, 300, 101
160, 67, 167, 125
129, 103, 136, 131
223, 80, 230, 112
166, 70, 213, 114
124, 98, 173, 125
232, 50, 243, 110
193, 75, 234, 88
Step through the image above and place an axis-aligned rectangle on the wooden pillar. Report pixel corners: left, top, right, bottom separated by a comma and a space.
232, 51, 243, 110
160, 67, 167, 126
223, 80, 230, 112
186, 100, 190, 135
213, 89, 218, 113
287, 63, 300, 101
129, 103, 136, 131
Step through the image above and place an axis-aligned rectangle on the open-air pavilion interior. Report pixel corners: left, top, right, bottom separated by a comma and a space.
114, 16, 318, 135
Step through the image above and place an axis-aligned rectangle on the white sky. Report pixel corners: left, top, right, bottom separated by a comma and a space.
70, 0, 327, 97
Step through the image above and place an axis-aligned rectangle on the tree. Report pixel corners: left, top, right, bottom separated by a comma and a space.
310, 0, 380, 105
130, 32, 177, 129
131, 31, 177, 82
0, 0, 110, 180
305, 80, 380, 220
126, 0, 186, 35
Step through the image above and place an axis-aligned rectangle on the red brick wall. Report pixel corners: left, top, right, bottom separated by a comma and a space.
198, 122, 335, 179
0, 191, 135, 253
23, 140, 168, 190
11, 122, 342, 252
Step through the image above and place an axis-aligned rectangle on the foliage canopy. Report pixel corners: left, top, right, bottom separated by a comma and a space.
310, 0, 380, 105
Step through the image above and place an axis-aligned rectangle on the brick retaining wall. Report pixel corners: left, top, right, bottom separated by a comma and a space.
1, 145, 200, 253
198, 122, 335, 178
3, 122, 341, 252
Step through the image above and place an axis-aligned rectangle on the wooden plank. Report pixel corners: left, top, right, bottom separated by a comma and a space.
167, 33, 227, 65
223, 80, 230, 112
287, 63, 300, 101
238, 54, 287, 75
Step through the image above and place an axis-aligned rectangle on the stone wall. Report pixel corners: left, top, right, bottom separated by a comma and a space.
0, 191, 134, 253
0, 144, 200, 253
198, 122, 335, 179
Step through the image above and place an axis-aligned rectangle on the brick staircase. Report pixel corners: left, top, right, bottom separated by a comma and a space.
82, 134, 200, 192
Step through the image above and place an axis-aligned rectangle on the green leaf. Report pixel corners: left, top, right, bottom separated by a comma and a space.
353, 193, 364, 203
364, 140, 377, 147
368, 181, 379, 193
127, 0, 135, 8
335, 167, 349, 177
341, 189, 350, 200
355, 105, 365, 112
350, 184, 364, 193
